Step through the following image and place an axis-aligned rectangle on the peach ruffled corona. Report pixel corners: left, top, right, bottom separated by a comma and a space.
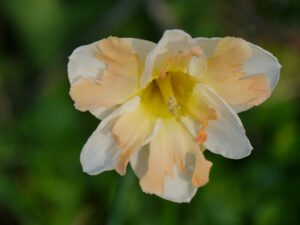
68, 30, 281, 202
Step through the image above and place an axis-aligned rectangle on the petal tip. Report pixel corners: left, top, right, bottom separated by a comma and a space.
229, 143, 253, 160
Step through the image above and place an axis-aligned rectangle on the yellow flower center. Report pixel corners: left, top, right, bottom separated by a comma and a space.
141, 71, 194, 118
139, 49, 219, 144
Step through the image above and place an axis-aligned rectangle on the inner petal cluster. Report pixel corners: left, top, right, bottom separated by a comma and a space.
139, 50, 218, 146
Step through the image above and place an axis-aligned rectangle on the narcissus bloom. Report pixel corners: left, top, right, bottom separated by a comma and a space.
68, 30, 281, 202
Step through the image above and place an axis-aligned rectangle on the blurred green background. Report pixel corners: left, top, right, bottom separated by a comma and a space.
0, 0, 300, 224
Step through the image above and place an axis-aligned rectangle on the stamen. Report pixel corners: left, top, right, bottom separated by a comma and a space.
167, 97, 179, 117
156, 74, 181, 117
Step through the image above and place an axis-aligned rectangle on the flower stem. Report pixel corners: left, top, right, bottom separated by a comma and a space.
106, 169, 135, 225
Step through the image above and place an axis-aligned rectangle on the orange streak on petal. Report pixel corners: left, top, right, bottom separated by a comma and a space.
197, 121, 208, 145
196, 109, 217, 144
191, 149, 213, 188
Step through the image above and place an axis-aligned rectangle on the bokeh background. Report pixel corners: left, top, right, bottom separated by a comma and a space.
0, 0, 300, 224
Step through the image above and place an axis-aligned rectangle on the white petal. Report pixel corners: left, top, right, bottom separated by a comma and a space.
243, 42, 281, 90
68, 42, 107, 119
186, 55, 207, 78
80, 96, 140, 175
234, 42, 281, 112
130, 118, 163, 178
195, 84, 253, 159
141, 29, 196, 87
161, 153, 198, 203
68, 41, 104, 84
194, 37, 281, 113
89, 106, 116, 120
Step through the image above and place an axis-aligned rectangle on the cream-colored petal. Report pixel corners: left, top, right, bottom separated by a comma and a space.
194, 84, 253, 159
112, 106, 158, 176
139, 119, 192, 195
200, 37, 271, 112
195, 37, 281, 113
191, 148, 212, 187
80, 97, 140, 175
70, 37, 141, 110
135, 146, 210, 203
141, 29, 197, 87
70, 71, 138, 110
95, 37, 142, 107
180, 116, 197, 138
202, 72, 271, 113
139, 118, 212, 197
68, 38, 155, 84
69, 37, 154, 114
141, 118, 164, 146
88, 39, 154, 119
202, 37, 252, 79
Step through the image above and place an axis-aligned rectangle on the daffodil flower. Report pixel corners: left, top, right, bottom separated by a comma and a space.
68, 30, 281, 202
